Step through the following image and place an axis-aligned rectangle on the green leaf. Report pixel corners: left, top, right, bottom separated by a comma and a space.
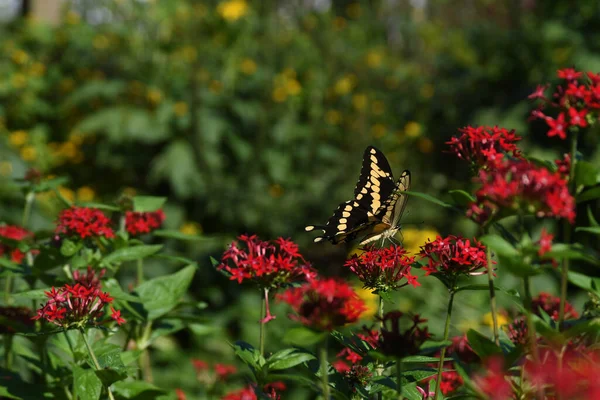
466, 329, 502, 358
479, 234, 518, 257
568, 271, 600, 294
402, 355, 441, 363
232, 341, 263, 370
136, 264, 196, 320
77, 202, 121, 212
12, 289, 48, 301
102, 245, 163, 266
588, 206, 600, 227
403, 191, 453, 209
112, 381, 165, 399
448, 190, 475, 207
60, 239, 81, 257
577, 187, 600, 203
282, 326, 327, 347
73, 366, 102, 400
575, 226, 600, 235
267, 349, 315, 370
0, 257, 22, 272
575, 160, 599, 187
544, 244, 598, 264
133, 196, 167, 212
102, 279, 141, 302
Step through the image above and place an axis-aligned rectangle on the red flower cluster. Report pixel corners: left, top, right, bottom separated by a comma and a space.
344, 245, 418, 292
507, 293, 578, 346
192, 359, 237, 382
73, 266, 106, 289
524, 348, 600, 399
472, 357, 512, 400
427, 335, 477, 395
218, 235, 315, 288
446, 126, 522, 169
439, 370, 464, 396
278, 278, 366, 331
55, 206, 115, 239
530, 69, 600, 140
467, 159, 576, 224
222, 382, 286, 400
378, 311, 431, 358
419, 235, 488, 277
333, 327, 380, 374
33, 283, 125, 328
0, 224, 32, 263
125, 209, 165, 235
537, 228, 554, 257
555, 153, 571, 179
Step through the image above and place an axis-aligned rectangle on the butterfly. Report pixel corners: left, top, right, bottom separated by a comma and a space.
305, 146, 411, 245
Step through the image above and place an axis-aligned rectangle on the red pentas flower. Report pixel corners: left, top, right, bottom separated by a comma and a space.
378, 311, 431, 358
0, 224, 32, 263
125, 209, 165, 235
73, 266, 106, 289
222, 382, 286, 400
55, 206, 114, 239
446, 125, 522, 170
467, 159, 576, 225
438, 370, 464, 396
344, 245, 419, 292
524, 348, 600, 399
33, 283, 125, 328
218, 235, 315, 288
419, 235, 488, 278
530, 69, 599, 140
278, 278, 367, 331
473, 357, 512, 400
537, 228, 554, 257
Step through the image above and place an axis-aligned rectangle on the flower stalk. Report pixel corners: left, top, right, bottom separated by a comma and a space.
434, 287, 456, 400
319, 338, 330, 400
486, 244, 500, 345
396, 358, 403, 399
259, 288, 268, 357
81, 330, 116, 400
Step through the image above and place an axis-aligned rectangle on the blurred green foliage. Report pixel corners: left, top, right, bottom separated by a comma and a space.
2, 0, 599, 242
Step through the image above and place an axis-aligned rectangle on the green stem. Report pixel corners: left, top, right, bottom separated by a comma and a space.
396, 358, 403, 399
64, 330, 76, 359
136, 258, 144, 285
523, 277, 540, 364
22, 191, 35, 228
81, 330, 116, 400
486, 244, 500, 345
319, 338, 330, 400
559, 129, 578, 327
4, 334, 13, 370
138, 322, 154, 382
259, 288, 268, 357
434, 287, 456, 400
377, 295, 385, 400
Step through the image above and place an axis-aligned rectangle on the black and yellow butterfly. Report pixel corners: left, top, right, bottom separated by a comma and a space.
305, 146, 410, 245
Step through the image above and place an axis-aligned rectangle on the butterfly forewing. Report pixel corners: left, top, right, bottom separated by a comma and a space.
381, 170, 411, 227
305, 146, 406, 244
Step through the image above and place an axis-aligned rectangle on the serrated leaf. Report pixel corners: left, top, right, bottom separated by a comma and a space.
102, 245, 163, 265
133, 196, 167, 212
283, 326, 327, 347
135, 264, 196, 320
73, 366, 102, 400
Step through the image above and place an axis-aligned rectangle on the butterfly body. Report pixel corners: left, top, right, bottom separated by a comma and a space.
305, 146, 410, 245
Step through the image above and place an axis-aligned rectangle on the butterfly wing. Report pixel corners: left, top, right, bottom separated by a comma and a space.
380, 170, 411, 227
305, 146, 398, 244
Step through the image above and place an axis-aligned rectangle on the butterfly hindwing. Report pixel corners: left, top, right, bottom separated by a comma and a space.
380, 170, 411, 226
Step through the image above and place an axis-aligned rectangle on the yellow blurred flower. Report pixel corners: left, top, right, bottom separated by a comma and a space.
29, 62, 46, 77
11, 73, 27, 88
333, 16, 346, 30
217, 0, 249, 22
269, 184, 284, 198
76, 186, 95, 202
173, 102, 189, 117
354, 286, 378, 320
20, 146, 37, 161
285, 79, 301, 95
272, 87, 287, 103
240, 58, 257, 75
282, 68, 296, 79
352, 93, 367, 110
180, 221, 202, 235
325, 110, 341, 125
209, 80, 222, 94
11, 49, 29, 65
370, 123, 387, 138
420, 84, 435, 99
457, 319, 480, 333
482, 312, 509, 328
404, 121, 422, 138
418, 137, 434, 154
9, 130, 28, 147
366, 50, 383, 68
58, 186, 75, 203
402, 227, 439, 254
61, 141, 78, 159
196, 69, 210, 82
60, 78, 75, 93
0, 162, 12, 176
371, 100, 385, 115
147, 88, 163, 105
180, 46, 198, 62
92, 35, 110, 50
334, 75, 355, 96
346, 3, 362, 18
65, 11, 81, 25
69, 132, 84, 146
